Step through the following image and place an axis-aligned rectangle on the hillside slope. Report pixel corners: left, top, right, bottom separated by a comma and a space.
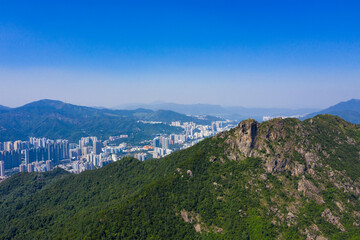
305, 99, 360, 124
0, 99, 219, 141
1, 115, 360, 239
0, 105, 10, 111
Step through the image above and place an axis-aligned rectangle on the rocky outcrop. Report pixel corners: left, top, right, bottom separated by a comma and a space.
321, 208, 345, 232
293, 163, 306, 176
305, 152, 319, 169
298, 177, 325, 204
265, 158, 290, 173
226, 119, 259, 158
179, 210, 223, 234
302, 224, 328, 240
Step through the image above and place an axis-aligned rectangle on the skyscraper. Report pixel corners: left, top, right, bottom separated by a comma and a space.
0, 161, 5, 177
46, 160, 52, 171
162, 137, 169, 150
153, 137, 160, 148
93, 140, 102, 155
27, 164, 34, 173
24, 149, 29, 165
19, 164, 27, 172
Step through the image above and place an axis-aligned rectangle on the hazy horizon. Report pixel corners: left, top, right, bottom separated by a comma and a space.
1, 1, 360, 109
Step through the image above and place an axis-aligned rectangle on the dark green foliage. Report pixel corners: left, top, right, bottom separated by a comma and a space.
304, 115, 360, 180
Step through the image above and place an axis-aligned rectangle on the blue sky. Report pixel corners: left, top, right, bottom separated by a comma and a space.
1, 1, 360, 108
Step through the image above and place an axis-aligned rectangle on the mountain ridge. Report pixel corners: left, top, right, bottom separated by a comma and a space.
0, 104, 10, 111
0, 99, 219, 142
116, 102, 319, 121
304, 99, 360, 124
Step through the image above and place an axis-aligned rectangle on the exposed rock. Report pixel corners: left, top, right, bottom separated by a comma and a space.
259, 173, 267, 180
315, 236, 328, 240
321, 208, 345, 232
286, 212, 297, 226
265, 158, 290, 173
213, 182, 222, 187
211, 226, 224, 234
293, 163, 306, 176
180, 209, 222, 234
298, 177, 325, 204
176, 168, 182, 174
346, 136, 356, 145
305, 152, 318, 169
209, 156, 217, 163
335, 201, 345, 212
308, 168, 315, 175
226, 119, 258, 157
354, 211, 360, 218
303, 224, 328, 240
296, 146, 306, 155
194, 224, 202, 233
180, 210, 193, 223
238, 209, 247, 217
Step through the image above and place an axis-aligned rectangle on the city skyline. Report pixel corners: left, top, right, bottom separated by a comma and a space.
1, 1, 360, 108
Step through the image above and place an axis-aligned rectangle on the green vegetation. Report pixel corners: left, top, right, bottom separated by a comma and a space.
0, 114, 360, 239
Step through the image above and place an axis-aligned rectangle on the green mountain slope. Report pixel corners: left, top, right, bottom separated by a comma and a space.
0, 99, 219, 141
0, 105, 10, 111
1, 115, 360, 239
304, 99, 360, 124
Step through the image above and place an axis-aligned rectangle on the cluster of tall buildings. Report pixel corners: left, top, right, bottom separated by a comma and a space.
61, 136, 115, 174
0, 120, 234, 177
150, 121, 228, 158
19, 160, 52, 173
0, 138, 69, 174
152, 147, 172, 159
134, 152, 147, 161
108, 135, 128, 141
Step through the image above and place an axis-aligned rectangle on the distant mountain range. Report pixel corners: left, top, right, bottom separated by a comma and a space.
303, 99, 360, 124
0, 105, 10, 111
118, 99, 360, 124
1, 99, 359, 143
116, 102, 319, 121
0, 99, 219, 142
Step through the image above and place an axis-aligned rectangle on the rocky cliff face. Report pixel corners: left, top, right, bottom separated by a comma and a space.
169, 115, 360, 239
219, 115, 360, 239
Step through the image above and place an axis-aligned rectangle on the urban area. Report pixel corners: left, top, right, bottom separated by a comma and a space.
0, 120, 234, 181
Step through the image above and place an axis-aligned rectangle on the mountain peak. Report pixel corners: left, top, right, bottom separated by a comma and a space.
20, 99, 67, 109
0, 105, 10, 111
304, 99, 360, 124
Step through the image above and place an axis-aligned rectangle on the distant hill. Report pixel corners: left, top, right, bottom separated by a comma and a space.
304, 99, 360, 124
117, 102, 318, 121
1, 115, 360, 239
0, 105, 10, 111
0, 99, 218, 142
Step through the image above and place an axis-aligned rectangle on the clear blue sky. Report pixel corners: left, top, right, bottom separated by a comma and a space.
1, 0, 359, 108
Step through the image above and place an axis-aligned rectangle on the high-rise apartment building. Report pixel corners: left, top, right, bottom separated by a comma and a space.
0, 161, 5, 177
93, 140, 102, 155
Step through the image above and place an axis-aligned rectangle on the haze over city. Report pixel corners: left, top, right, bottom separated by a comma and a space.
1, 1, 359, 109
